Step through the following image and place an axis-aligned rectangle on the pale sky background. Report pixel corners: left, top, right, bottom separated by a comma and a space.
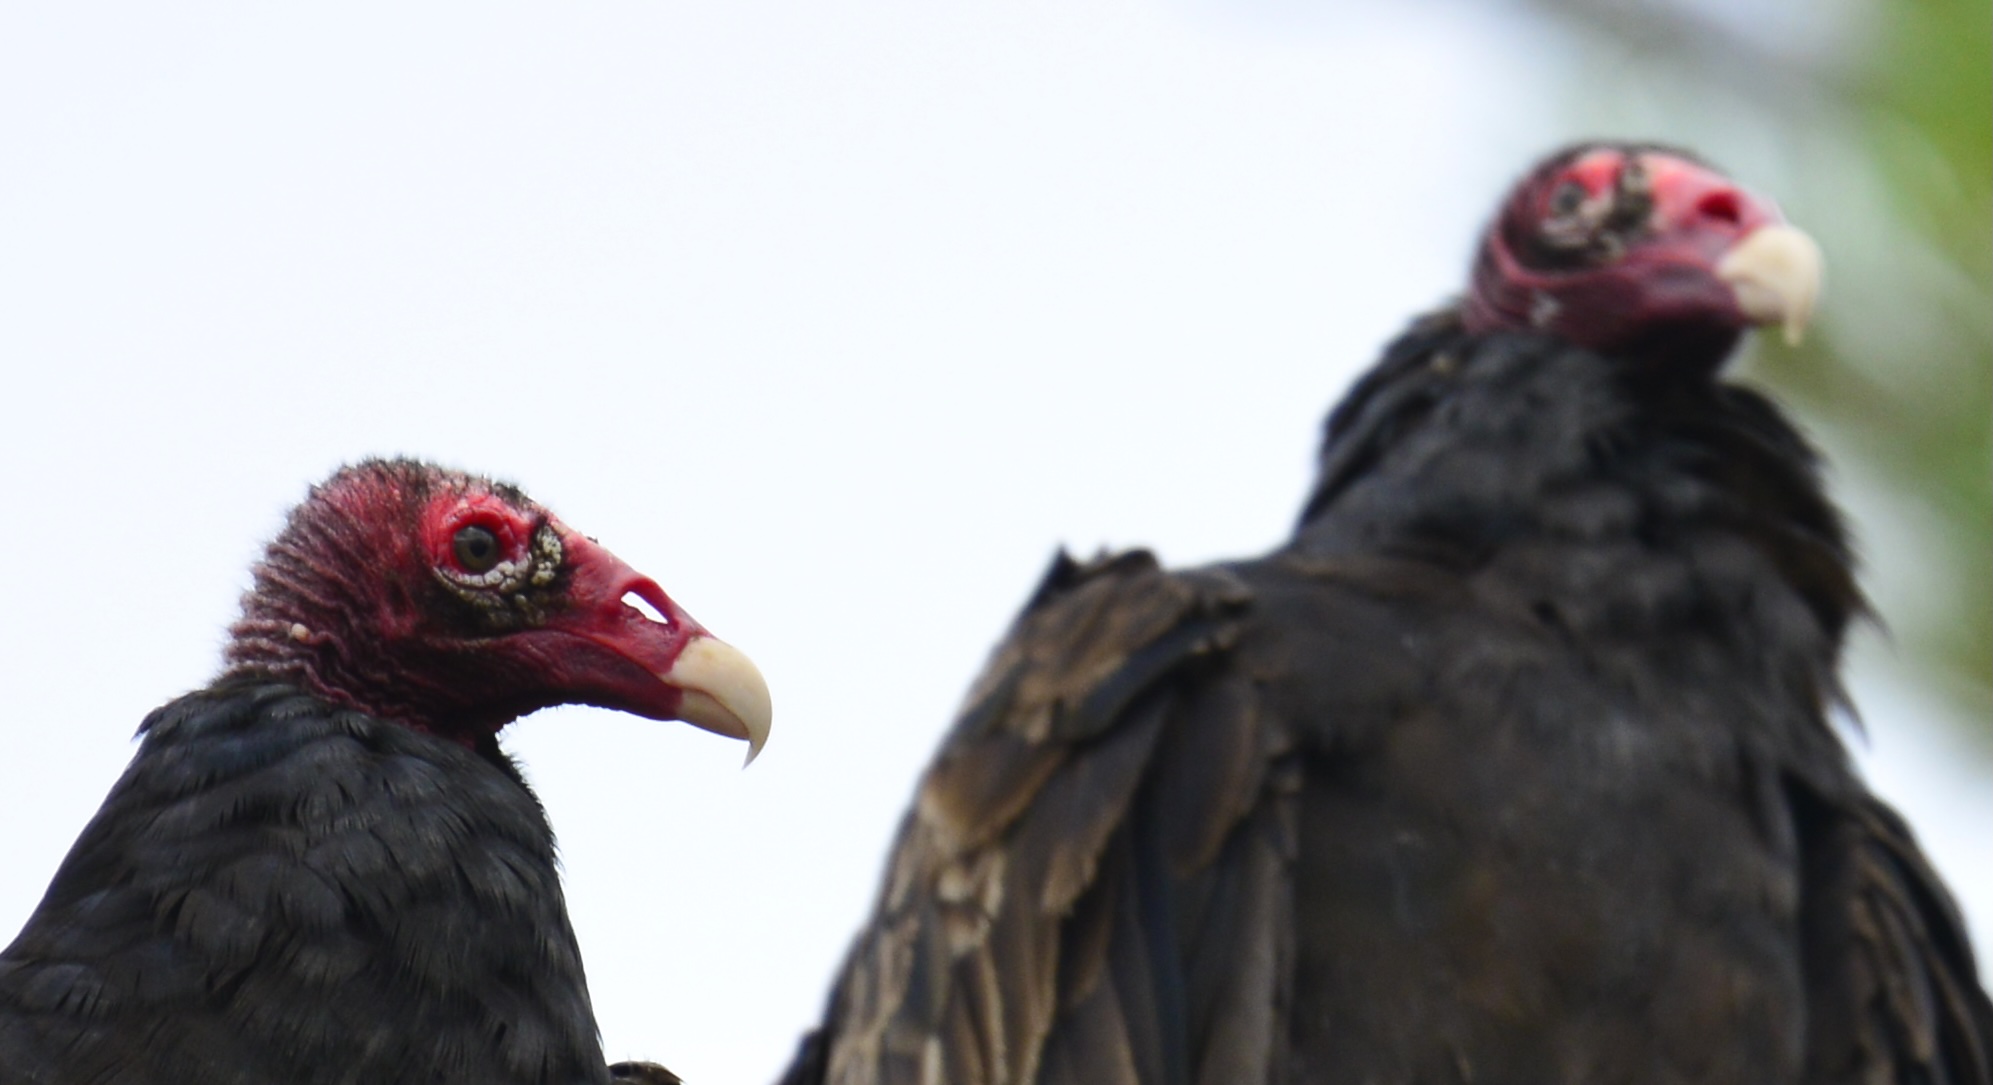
1, 3, 1985, 1083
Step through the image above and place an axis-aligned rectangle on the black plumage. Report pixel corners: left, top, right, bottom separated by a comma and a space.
0, 684, 602, 1083
610, 1060, 686, 1084
778, 146, 1991, 1084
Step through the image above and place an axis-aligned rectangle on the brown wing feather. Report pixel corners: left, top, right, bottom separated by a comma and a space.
1852, 798, 1990, 1083
1798, 786, 1993, 1084
1184, 794, 1295, 1085
810, 549, 1272, 1085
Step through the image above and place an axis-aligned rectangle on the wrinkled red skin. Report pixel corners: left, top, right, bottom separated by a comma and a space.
227, 462, 706, 747
1460, 145, 1786, 371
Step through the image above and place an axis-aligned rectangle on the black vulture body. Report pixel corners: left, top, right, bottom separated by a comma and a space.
782, 318, 1991, 1084
0, 681, 608, 1085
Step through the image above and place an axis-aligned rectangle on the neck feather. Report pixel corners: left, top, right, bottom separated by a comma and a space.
1295, 316, 1862, 687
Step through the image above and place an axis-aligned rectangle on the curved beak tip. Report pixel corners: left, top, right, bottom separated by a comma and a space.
1717, 223, 1824, 347
662, 636, 773, 767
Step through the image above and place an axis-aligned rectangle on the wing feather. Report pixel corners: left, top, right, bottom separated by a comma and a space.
1798, 786, 1993, 1084
812, 550, 1274, 1085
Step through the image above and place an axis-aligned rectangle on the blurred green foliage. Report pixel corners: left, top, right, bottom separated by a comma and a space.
1532, 0, 1991, 738
1845, 0, 1992, 716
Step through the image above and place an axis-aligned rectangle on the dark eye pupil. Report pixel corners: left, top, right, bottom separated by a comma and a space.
1550, 181, 1586, 215
453, 525, 500, 572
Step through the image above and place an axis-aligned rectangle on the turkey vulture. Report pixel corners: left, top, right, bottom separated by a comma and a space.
0, 459, 771, 1085
779, 143, 1992, 1084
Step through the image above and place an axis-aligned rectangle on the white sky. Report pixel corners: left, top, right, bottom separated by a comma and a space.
1, 4, 1984, 1082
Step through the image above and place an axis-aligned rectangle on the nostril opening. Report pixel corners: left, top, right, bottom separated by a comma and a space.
622, 591, 670, 625
1698, 189, 1742, 225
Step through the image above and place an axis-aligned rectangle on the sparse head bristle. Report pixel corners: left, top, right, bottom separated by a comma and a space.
222, 459, 549, 738
215, 458, 765, 754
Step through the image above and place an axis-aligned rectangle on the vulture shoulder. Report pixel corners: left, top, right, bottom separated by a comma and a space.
790, 548, 1429, 1085
0, 683, 602, 1085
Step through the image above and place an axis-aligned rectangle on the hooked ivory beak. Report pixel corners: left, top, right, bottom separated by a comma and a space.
1717, 223, 1823, 347
663, 636, 773, 765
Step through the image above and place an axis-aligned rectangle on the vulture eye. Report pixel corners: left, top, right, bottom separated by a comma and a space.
1548, 180, 1587, 217
453, 525, 502, 573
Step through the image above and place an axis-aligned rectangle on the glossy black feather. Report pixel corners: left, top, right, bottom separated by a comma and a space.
0, 680, 609, 1085
780, 318, 1991, 1085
